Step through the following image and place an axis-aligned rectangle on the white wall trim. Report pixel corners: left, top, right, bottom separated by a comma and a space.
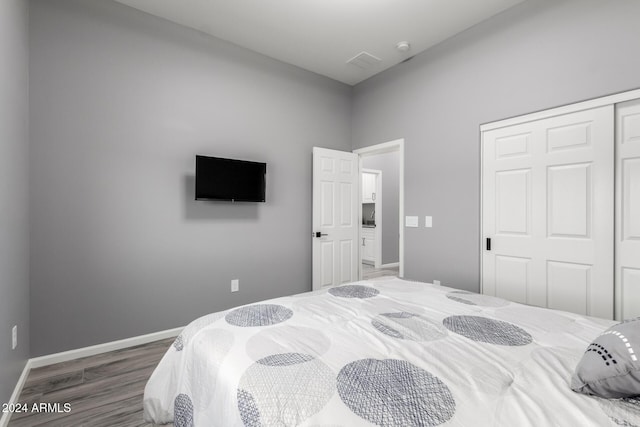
381, 262, 400, 269
0, 360, 32, 427
0, 326, 183, 426
354, 139, 405, 278
30, 326, 183, 369
481, 87, 640, 132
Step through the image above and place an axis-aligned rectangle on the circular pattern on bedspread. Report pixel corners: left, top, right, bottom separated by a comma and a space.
237, 353, 335, 426
188, 329, 234, 411
174, 311, 227, 351
492, 305, 579, 334
443, 315, 532, 346
599, 396, 640, 427
247, 326, 331, 361
173, 334, 184, 351
446, 291, 509, 307
372, 312, 447, 341
174, 394, 194, 427
328, 284, 379, 299
337, 358, 455, 426
225, 304, 293, 327
257, 352, 315, 366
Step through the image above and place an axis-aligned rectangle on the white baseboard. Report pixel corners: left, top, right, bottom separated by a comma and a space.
30, 326, 184, 369
0, 326, 184, 426
0, 359, 32, 427
381, 262, 399, 269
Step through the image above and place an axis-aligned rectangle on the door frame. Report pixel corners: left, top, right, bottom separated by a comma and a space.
361, 168, 382, 268
354, 139, 405, 279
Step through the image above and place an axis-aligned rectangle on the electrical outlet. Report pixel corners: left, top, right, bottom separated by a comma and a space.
12, 325, 17, 350
433, 280, 441, 286
231, 279, 239, 293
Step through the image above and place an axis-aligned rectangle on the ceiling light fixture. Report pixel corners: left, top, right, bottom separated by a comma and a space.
396, 41, 411, 52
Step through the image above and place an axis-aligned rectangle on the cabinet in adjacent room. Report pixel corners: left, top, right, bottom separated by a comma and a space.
362, 172, 376, 203
361, 226, 376, 265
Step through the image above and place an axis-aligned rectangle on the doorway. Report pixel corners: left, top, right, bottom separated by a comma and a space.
354, 139, 404, 280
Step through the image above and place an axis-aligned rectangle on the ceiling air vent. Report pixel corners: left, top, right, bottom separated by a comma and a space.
346, 51, 382, 69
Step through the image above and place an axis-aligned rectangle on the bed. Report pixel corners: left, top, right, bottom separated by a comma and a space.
143, 277, 640, 426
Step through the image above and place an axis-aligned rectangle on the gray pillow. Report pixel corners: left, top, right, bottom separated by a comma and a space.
572, 318, 640, 398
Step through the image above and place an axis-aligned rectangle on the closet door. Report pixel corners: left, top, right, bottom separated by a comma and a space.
482, 106, 614, 319
616, 99, 640, 320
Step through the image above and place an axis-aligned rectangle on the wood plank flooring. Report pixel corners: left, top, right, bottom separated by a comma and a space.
8, 338, 174, 427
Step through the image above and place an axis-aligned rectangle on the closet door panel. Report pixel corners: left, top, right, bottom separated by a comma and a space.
622, 158, 640, 241
547, 261, 590, 315
547, 163, 591, 239
616, 99, 640, 320
622, 268, 640, 319
483, 106, 614, 318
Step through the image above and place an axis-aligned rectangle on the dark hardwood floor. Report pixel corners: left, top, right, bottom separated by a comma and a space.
8, 338, 174, 427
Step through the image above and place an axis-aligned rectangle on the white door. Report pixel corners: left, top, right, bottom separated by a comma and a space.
616, 99, 640, 320
312, 147, 359, 291
482, 106, 614, 319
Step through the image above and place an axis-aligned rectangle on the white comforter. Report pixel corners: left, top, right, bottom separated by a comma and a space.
143, 277, 639, 426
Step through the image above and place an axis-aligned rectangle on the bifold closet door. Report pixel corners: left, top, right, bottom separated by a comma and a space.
616, 99, 640, 320
482, 106, 614, 319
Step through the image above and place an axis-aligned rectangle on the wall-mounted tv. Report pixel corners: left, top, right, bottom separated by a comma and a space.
195, 155, 266, 202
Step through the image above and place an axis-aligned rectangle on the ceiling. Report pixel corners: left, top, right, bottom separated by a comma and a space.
113, 0, 526, 86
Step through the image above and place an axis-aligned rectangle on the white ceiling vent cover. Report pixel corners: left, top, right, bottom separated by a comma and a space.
346, 51, 382, 69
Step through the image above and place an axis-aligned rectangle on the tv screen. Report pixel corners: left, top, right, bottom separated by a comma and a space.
195, 155, 266, 202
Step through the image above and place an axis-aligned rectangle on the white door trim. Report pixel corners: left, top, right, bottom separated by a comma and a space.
362, 168, 382, 268
354, 139, 405, 278
481, 88, 640, 132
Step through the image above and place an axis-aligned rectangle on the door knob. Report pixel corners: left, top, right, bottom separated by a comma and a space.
314, 232, 328, 238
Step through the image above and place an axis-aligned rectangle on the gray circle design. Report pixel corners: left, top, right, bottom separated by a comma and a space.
446, 291, 509, 307
257, 352, 315, 366
237, 389, 260, 427
247, 326, 331, 362
174, 394, 194, 427
337, 358, 455, 427
328, 284, 379, 299
174, 311, 226, 351
372, 312, 447, 341
173, 334, 184, 351
443, 315, 532, 346
225, 304, 293, 327
237, 353, 335, 426
598, 396, 640, 427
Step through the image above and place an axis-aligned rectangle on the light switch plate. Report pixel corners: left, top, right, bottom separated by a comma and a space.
405, 216, 419, 228
425, 216, 433, 228
12, 325, 17, 350
231, 279, 239, 292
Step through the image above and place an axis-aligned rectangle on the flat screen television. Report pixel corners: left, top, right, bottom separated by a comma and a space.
195, 155, 266, 202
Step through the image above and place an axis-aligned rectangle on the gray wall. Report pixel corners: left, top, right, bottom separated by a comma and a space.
363, 151, 399, 265
0, 0, 30, 406
352, 0, 640, 292
29, 0, 351, 356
